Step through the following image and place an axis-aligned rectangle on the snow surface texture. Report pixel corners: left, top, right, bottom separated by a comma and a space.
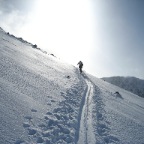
102, 76, 144, 98
0, 28, 144, 144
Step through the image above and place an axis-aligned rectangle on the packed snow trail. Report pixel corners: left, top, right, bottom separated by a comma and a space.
77, 76, 96, 144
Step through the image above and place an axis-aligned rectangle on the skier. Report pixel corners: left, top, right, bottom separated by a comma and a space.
77, 61, 83, 73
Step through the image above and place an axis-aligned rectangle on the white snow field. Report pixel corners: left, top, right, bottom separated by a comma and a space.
0, 28, 144, 144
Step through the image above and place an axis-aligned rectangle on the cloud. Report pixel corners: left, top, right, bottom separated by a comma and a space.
0, 0, 35, 14
0, 0, 35, 34
0, 11, 30, 33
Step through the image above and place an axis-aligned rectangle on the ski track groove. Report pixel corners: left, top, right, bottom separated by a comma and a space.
79, 75, 120, 144
17, 71, 87, 144
77, 77, 96, 144
14, 72, 120, 144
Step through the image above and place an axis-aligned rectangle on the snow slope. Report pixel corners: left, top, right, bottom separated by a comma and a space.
0, 28, 144, 144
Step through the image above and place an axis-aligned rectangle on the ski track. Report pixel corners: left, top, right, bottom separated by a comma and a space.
15, 72, 120, 144
77, 74, 120, 144
77, 78, 96, 144
1, 27, 144, 144
16, 71, 87, 144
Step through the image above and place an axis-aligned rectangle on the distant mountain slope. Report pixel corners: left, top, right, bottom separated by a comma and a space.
102, 76, 144, 98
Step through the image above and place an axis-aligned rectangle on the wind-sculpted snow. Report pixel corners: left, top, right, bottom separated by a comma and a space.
1, 28, 144, 144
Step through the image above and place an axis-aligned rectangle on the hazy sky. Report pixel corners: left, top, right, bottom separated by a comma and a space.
0, 0, 144, 79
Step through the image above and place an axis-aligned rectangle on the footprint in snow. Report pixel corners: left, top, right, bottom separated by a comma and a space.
37, 137, 44, 143
97, 113, 103, 120
51, 100, 56, 102
15, 139, 25, 144
28, 128, 37, 135
44, 115, 49, 120
60, 92, 65, 96
47, 103, 51, 106
23, 122, 30, 128
24, 116, 33, 120
104, 135, 119, 143
97, 123, 110, 136
31, 109, 37, 112
47, 96, 53, 98
46, 112, 53, 115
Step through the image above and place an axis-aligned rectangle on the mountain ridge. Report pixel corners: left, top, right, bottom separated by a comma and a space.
102, 76, 144, 98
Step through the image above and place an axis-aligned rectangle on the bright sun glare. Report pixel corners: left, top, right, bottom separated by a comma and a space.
21, 0, 95, 66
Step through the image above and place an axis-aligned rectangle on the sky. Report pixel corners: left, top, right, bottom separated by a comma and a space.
0, 0, 144, 79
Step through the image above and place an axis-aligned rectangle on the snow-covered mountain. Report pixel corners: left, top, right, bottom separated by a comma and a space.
0, 27, 144, 144
102, 76, 144, 98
